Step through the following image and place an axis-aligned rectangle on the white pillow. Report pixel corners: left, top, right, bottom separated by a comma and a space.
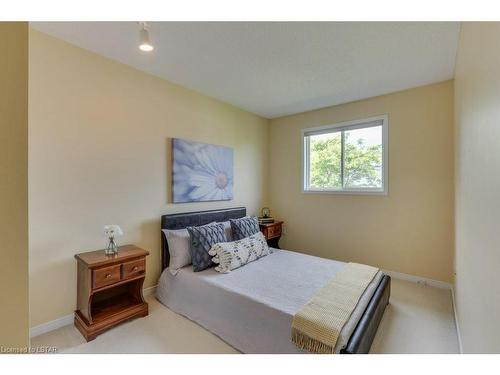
162, 228, 191, 275
208, 231, 271, 273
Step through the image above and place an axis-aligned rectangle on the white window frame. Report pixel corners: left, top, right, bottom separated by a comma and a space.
302, 114, 388, 195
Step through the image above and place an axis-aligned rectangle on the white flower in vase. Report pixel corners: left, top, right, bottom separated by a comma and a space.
103, 225, 123, 255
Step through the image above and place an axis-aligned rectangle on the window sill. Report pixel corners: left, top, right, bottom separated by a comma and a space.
302, 188, 387, 196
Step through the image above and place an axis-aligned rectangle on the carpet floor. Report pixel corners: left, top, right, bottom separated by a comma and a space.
31, 278, 459, 354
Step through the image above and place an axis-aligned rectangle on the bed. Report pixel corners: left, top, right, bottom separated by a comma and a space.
157, 207, 390, 354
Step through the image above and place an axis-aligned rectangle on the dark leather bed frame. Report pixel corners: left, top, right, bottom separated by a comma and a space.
160, 207, 390, 354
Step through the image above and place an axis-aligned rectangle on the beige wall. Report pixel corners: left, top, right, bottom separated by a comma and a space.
0, 23, 29, 347
28, 30, 269, 327
269, 81, 454, 282
454, 22, 500, 353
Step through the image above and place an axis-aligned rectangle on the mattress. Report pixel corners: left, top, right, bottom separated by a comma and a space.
156, 249, 383, 354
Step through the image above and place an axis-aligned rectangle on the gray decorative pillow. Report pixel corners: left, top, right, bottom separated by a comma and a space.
219, 221, 233, 242
187, 222, 227, 272
230, 216, 260, 240
209, 232, 271, 273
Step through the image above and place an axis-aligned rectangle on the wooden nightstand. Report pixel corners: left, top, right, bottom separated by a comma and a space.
259, 221, 284, 249
74, 245, 149, 341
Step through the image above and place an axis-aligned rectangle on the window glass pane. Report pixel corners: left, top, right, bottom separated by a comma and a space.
308, 132, 342, 189
343, 125, 383, 189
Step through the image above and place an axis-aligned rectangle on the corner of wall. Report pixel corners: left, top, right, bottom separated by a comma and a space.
0, 21, 30, 349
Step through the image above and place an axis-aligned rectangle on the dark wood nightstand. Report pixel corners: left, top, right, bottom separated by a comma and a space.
259, 221, 283, 249
74, 244, 149, 341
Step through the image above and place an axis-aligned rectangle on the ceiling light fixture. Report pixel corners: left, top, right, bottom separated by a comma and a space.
138, 22, 154, 52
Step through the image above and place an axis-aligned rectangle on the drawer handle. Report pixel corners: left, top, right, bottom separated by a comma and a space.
132, 266, 139, 271
105, 273, 112, 279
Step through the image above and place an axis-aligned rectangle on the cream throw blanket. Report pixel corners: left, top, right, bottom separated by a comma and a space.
291, 262, 379, 354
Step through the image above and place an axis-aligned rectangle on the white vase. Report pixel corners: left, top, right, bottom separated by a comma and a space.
105, 237, 118, 256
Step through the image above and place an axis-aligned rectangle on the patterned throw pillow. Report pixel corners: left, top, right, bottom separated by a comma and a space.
229, 216, 260, 240
187, 222, 227, 272
208, 231, 271, 273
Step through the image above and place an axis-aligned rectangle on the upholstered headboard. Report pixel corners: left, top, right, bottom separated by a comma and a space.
160, 207, 246, 271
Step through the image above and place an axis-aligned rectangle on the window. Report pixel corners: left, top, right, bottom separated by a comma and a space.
302, 115, 388, 194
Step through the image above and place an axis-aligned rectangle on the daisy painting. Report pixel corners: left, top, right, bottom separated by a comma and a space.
172, 138, 234, 203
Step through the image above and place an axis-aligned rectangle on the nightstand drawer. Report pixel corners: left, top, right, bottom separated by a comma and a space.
122, 258, 145, 280
267, 225, 281, 239
93, 264, 121, 289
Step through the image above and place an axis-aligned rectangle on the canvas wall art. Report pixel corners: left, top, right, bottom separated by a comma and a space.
172, 138, 234, 203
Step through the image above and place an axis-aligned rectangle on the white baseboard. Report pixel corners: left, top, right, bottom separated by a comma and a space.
30, 313, 74, 338
143, 285, 157, 297
382, 269, 452, 289
30, 285, 158, 338
451, 287, 463, 353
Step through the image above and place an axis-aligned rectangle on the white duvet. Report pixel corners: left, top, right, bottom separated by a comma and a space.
156, 249, 382, 353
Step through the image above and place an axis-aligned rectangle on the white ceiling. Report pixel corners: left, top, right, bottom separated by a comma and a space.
31, 22, 460, 119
